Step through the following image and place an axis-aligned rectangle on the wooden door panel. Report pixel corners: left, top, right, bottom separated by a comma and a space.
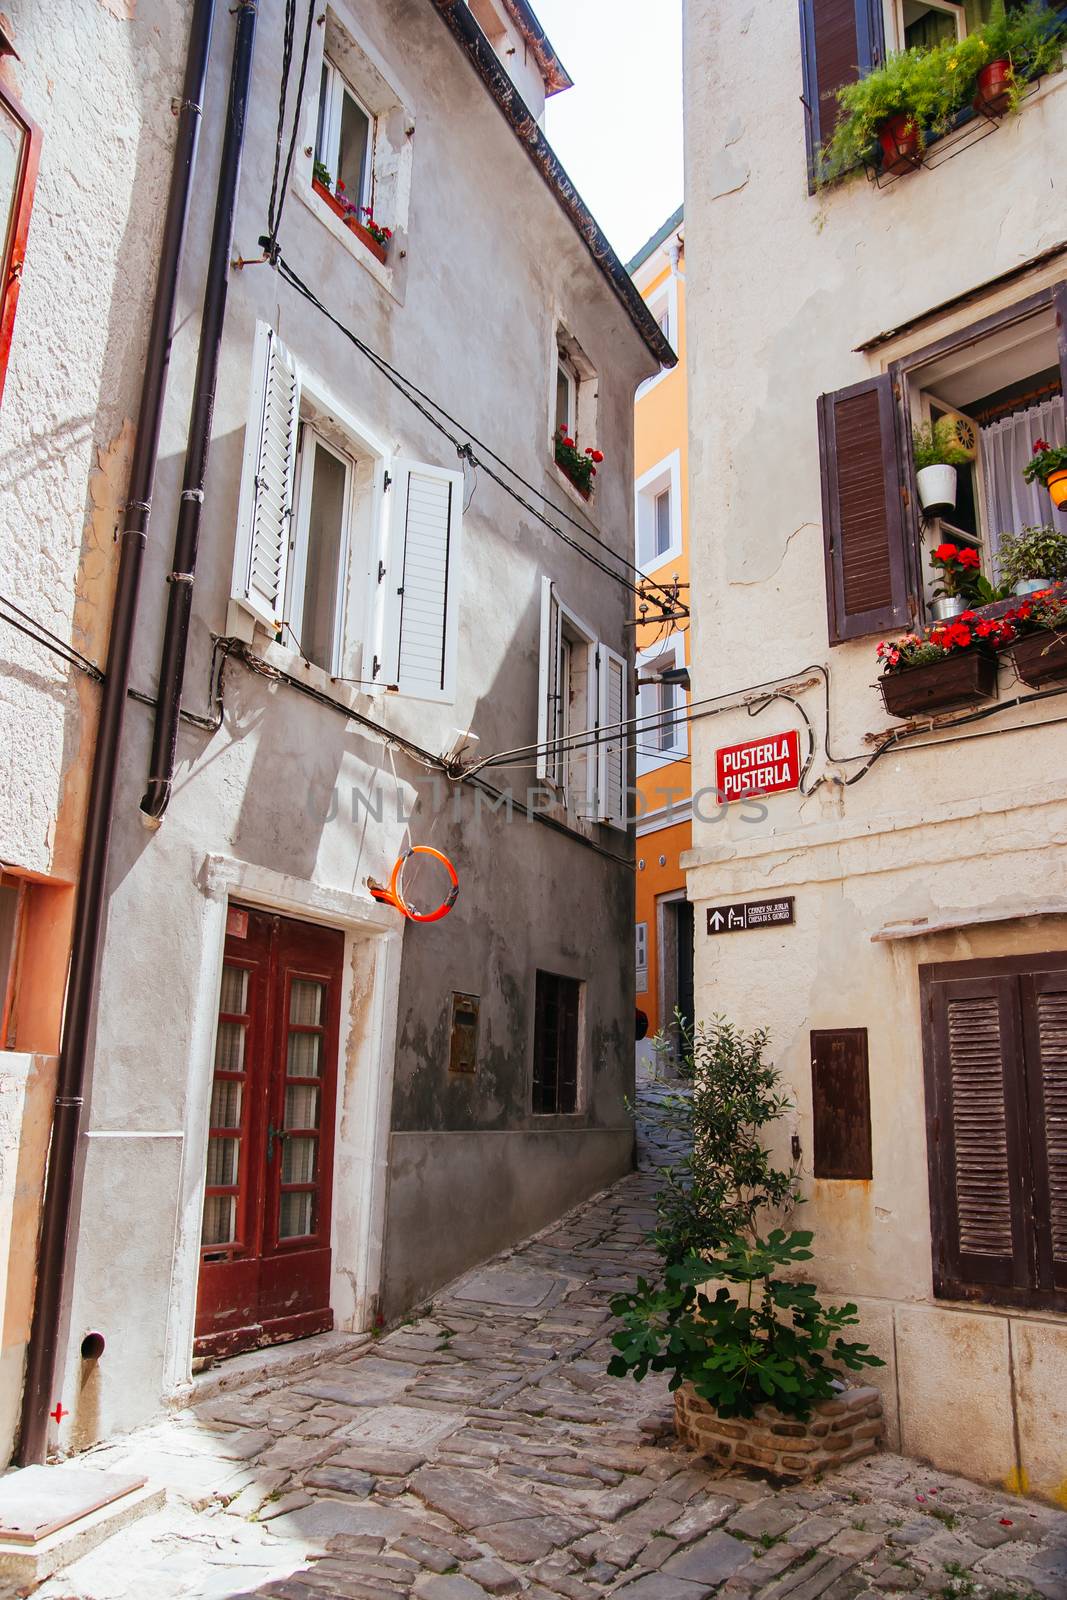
195, 909, 344, 1359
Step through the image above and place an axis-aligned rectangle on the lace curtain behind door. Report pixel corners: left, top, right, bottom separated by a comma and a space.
979, 395, 1067, 566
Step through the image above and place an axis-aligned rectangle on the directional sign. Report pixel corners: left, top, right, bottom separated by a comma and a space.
716, 730, 801, 803
707, 897, 795, 936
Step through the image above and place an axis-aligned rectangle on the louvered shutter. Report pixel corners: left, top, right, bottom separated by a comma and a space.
537, 578, 562, 783
798, 0, 885, 178
1022, 966, 1067, 1295
383, 459, 463, 701
232, 322, 300, 630
922, 971, 1031, 1300
595, 644, 629, 830
818, 375, 912, 645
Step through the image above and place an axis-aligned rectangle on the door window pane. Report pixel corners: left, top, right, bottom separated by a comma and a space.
290, 978, 324, 1026
288, 1031, 322, 1077
210, 1079, 243, 1130
202, 1194, 236, 1247
285, 1083, 320, 1129
280, 1190, 315, 1238
282, 1136, 317, 1185
299, 441, 348, 671
219, 963, 249, 1015
206, 1137, 239, 1188
215, 1021, 246, 1074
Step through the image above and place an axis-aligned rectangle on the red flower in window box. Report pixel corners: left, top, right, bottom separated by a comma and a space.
311, 171, 391, 265
554, 428, 602, 497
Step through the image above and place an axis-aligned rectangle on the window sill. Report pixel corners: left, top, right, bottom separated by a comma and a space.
552, 456, 600, 520
294, 172, 403, 305
311, 178, 389, 265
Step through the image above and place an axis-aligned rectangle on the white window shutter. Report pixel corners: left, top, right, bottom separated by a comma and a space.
382, 459, 463, 700
231, 322, 300, 630
596, 643, 629, 829
537, 577, 561, 782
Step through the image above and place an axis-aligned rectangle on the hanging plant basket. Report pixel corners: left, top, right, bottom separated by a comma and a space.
916, 463, 957, 516
879, 650, 998, 718
1046, 468, 1067, 511
1009, 630, 1067, 687
878, 113, 923, 176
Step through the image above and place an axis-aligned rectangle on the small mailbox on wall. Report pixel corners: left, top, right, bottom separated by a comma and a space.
449, 992, 480, 1075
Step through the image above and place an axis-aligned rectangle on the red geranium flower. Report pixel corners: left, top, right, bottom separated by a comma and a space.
957, 548, 980, 568
592, 450, 605, 463
933, 542, 960, 562
1033, 439, 1051, 454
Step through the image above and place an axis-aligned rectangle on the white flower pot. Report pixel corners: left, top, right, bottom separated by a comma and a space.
916, 464, 958, 516
931, 595, 965, 621
1013, 578, 1049, 596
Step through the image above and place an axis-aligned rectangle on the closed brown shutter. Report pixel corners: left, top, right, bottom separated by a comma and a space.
799, 0, 885, 178
811, 1029, 873, 1180
1022, 966, 1067, 1294
818, 375, 913, 644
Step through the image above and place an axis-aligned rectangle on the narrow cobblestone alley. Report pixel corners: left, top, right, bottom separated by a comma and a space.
33, 1075, 1067, 1600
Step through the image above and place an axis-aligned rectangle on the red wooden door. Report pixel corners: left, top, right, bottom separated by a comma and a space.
195, 906, 345, 1359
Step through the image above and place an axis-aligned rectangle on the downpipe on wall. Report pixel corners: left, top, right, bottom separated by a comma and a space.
17, 0, 219, 1467
141, 0, 259, 820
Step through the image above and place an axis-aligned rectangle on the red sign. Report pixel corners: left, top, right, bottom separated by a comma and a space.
716, 729, 801, 802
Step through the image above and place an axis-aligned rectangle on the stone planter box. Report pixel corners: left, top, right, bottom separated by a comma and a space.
879, 649, 998, 718
674, 1382, 883, 1481
1009, 630, 1067, 687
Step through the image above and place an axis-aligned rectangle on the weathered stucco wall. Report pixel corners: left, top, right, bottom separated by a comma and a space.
683, 0, 1067, 1502
43, 0, 654, 1456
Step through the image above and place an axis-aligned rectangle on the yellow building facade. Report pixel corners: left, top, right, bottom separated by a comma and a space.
628, 209, 690, 1048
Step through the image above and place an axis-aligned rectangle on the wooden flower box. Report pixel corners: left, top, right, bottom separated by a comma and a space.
1009, 629, 1067, 688
311, 177, 388, 265
879, 649, 998, 718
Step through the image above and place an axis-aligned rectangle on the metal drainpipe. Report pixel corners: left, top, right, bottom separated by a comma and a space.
17, 0, 218, 1467
141, 0, 259, 821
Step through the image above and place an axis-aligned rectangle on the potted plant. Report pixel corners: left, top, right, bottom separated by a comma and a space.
912, 420, 973, 516
608, 1020, 883, 1451
312, 160, 335, 205
1023, 437, 1067, 511
876, 613, 1012, 717
974, 0, 1067, 116
1005, 588, 1067, 686
820, 40, 968, 181
554, 428, 603, 498
996, 523, 1067, 596
930, 539, 982, 619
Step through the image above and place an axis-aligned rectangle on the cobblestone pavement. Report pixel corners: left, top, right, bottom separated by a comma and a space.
36, 1073, 1067, 1600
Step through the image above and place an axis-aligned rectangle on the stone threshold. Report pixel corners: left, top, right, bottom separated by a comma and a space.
170, 1329, 373, 1410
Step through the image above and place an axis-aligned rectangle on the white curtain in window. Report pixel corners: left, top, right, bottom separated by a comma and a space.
979, 396, 1067, 563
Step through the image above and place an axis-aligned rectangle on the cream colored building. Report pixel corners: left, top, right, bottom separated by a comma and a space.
684, 0, 1067, 1500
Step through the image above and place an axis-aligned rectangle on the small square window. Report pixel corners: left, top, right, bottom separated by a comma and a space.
636, 451, 682, 571
315, 56, 375, 214
532, 971, 581, 1115
556, 352, 577, 437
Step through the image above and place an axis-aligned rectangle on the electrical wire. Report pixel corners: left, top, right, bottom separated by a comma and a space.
265, 0, 315, 251
0, 595, 104, 681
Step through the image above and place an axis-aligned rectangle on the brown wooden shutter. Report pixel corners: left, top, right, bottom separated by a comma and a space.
818, 374, 913, 644
921, 970, 1031, 1301
811, 1029, 872, 1180
1021, 966, 1067, 1295
799, 0, 885, 178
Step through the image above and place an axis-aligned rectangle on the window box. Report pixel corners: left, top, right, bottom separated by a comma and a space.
879, 649, 998, 719
1009, 629, 1067, 687
555, 456, 592, 501
311, 176, 388, 265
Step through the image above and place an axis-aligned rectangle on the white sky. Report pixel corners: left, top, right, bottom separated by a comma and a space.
534, 0, 684, 266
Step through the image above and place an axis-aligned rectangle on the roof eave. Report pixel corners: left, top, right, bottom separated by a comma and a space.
498, 0, 573, 95
425, 0, 676, 369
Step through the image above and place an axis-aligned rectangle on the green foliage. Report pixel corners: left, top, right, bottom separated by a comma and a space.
996, 524, 1067, 587
819, 1, 1067, 183
646, 1018, 798, 1264
1022, 440, 1067, 485
554, 427, 597, 496
610, 1020, 883, 1421
313, 159, 333, 189
913, 421, 971, 470
609, 1228, 883, 1421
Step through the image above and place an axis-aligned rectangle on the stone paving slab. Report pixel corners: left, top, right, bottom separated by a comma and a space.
26, 1070, 1067, 1600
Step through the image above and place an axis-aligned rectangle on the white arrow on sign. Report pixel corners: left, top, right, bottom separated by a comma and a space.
709, 911, 725, 930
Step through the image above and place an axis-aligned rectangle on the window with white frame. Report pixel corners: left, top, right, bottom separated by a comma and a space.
315, 54, 375, 213
636, 635, 687, 776
553, 328, 598, 458
556, 350, 578, 439
635, 450, 682, 571
231, 322, 464, 701
537, 579, 628, 829
896, 0, 965, 51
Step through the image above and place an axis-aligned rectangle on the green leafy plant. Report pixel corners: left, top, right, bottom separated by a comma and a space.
1006, 587, 1067, 631
1022, 436, 1067, 487
312, 159, 333, 189
979, 0, 1067, 111
608, 1019, 883, 1421
996, 524, 1067, 588
609, 1229, 882, 1421
644, 1018, 798, 1265
554, 427, 603, 497
913, 421, 972, 471
877, 611, 1016, 673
